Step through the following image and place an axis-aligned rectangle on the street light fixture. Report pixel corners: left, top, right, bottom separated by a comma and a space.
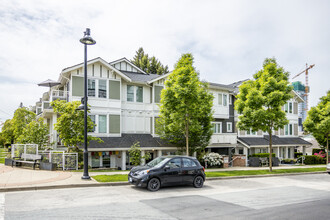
80, 28, 96, 180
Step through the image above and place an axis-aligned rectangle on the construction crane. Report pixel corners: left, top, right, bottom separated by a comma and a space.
292, 63, 315, 111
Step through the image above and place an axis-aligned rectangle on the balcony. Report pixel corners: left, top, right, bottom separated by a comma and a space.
210, 133, 237, 145
51, 90, 69, 101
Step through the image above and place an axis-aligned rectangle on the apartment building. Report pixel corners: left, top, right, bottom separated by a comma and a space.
34, 57, 311, 169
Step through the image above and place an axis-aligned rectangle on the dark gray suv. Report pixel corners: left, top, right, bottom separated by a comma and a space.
128, 155, 205, 191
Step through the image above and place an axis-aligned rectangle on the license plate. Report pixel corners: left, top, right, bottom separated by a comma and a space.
129, 177, 132, 182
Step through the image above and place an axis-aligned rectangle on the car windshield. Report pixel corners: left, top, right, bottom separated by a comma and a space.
147, 157, 170, 168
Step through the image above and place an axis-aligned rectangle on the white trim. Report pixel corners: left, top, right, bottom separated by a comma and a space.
227, 122, 233, 132
147, 72, 171, 84
109, 57, 148, 75
61, 57, 132, 82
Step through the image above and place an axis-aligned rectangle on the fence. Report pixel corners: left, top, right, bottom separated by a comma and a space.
39, 151, 78, 170
11, 144, 38, 159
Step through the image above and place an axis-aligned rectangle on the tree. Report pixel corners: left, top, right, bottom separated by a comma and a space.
158, 53, 214, 156
235, 58, 293, 171
11, 107, 36, 141
304, 90, 330, 164
0, 119, 14, 146
51, 100, 102, 149
131, 47, 169, 75
128, 141, 151, 166
17, 118, 49, 149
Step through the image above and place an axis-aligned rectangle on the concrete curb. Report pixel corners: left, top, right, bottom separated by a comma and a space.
0, 171, 327, 193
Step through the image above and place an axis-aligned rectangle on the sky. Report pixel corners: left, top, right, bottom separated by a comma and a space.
0, 0, 329, 122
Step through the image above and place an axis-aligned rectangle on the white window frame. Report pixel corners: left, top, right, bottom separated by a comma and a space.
127, 85, 135, 102
226, 122, 232, 132
212, 122, 222, 134
98, 79, 107, 99
98, 114, 107, 133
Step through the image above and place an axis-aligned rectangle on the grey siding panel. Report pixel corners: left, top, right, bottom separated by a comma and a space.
109, 80, 120, 100
154, 86, 163, 103
294, 102, 298, 114
109, 115, 120, 134
72, 76, 84, 96
294, 124, 298, 136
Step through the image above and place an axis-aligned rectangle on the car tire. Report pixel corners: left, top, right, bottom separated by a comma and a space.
193, 176, 204, 188
147, 178, 161, 192
328, 172, 330, 175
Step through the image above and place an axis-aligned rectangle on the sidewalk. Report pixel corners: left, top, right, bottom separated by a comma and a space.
0, 164, 326, 192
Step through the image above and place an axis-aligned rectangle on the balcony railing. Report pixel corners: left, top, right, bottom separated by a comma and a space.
210, 133, 237, 144
51, 90, 69, 101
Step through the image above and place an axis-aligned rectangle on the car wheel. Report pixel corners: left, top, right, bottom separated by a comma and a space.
328, 172, 330, 175
193, 176, 204, 188
147, 178, 160, 191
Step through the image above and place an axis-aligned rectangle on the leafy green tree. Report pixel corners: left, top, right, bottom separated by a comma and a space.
51, 100, 102, 150
128, 141, 151, 166
304, 90, 330, 163
0, 119, 14, 146
131, 47, 169, 75
17, 118, 49, 149
158, 53, 214, 156
235, 58, 293, 171
11, 107, 36, 141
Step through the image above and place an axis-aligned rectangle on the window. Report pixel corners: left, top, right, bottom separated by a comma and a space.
98, 115, 107, 133
182, 158, 197, 168
223, 94, 227, 106
247, 129, 256, 135
285, 124, 289, 135
88, 79, 95, 97
284, 103, 288, 113
289, 102, 293, 113
89, 115, 96, 132
98, 80, 107, 98
136, 86, 143, 103
218, 94, 223, 105
227, 122, 232, 132
127, 85, 134, 102
167, 158, 181, 168
289, 124, 293, 135
212, 122, 222, 134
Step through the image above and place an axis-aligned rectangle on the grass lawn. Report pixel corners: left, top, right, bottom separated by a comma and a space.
92, 167, 326, 183
0, 148, 7, 164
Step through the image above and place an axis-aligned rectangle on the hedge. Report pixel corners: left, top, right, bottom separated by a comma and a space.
300, 155, 326, 165
250, 153, 276, 158
295, 152, 303, 158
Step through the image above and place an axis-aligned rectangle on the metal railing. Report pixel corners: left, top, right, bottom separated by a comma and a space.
11, 144, 38, 159
39, 151, 78, 170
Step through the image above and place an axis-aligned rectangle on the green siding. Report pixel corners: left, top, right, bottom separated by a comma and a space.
154, 86, 163, 103
72, 76, 84, 96
109, 80, 120, 100
109, 115, 120, 133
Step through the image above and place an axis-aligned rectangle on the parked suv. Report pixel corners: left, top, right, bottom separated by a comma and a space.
128, 155, 205, 191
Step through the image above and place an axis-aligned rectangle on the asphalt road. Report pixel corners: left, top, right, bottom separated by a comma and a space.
1, 173, 330, 220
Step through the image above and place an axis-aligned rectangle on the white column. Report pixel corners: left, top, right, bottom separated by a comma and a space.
276, 147, 280, 158
121, 151, 126, 170
52, 114, 57, 149
302, 146, 306, 155
141, 150, 145, 165
100, 154, 103, 167
157, 150, 162, 157
88, 152, 92, 167
243, 147, 248, 167
285, 147, 288, 159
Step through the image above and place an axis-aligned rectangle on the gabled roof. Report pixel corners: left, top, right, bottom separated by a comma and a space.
208, 82, 234, 91
109, 57, 148, 75
147, 72, 171, 84
60, 57, 132, 82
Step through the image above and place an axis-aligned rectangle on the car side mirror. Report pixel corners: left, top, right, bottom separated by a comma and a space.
164, 165, 170, 170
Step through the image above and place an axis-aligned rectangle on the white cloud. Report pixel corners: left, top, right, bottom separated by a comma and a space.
0, 0, 329, 120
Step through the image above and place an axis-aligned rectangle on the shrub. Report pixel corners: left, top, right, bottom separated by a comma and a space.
312, 148, 324, 155
202, 152, 223, 167
300, 155, 326, 165
295, 152, 303, 158
282, 159, 297, 164
250, 153, 276, 158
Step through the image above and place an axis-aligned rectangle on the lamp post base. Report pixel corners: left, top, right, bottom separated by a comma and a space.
81, 175, 91, 180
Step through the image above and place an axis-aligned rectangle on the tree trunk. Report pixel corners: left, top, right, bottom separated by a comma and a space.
269, 130, 273, 172
185, 117, 189, 156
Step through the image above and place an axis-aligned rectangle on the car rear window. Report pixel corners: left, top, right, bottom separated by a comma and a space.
182, 158, 197, 168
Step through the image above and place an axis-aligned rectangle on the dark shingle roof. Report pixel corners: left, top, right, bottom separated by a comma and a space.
84, 134, 175, 149
238, 135, 312, 146
121, 71, 161, 83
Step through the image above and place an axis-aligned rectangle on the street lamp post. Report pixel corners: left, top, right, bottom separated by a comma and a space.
80, 28, 96, 180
